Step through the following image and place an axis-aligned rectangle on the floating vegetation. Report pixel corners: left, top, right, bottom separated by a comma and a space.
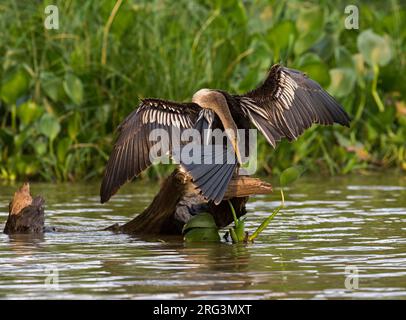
183, 166, 304, 243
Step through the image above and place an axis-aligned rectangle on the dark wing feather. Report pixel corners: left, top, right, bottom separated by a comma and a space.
181, 145, 238, 205
239, 64, 351, 147
180, 110, 238, 205
100, 99, 201, 203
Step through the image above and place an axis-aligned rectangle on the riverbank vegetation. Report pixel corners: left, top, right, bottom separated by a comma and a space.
0, 0, 405, 182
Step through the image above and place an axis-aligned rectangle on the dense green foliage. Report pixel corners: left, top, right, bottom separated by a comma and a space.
0, 0, 405, 182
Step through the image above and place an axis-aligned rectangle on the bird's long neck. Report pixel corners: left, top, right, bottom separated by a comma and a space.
216, 104, 238, 138
192, 89, 242, 163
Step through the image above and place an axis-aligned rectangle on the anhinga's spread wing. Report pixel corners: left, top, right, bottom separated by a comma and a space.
239, 64, 351, 147
100, 99, 200, 203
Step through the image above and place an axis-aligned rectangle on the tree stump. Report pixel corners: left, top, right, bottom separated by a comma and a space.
3, 183, 45, 234
107, 169, 273, 235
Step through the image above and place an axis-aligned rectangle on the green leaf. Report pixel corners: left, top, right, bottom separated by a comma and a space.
300, 61, 330, 87
183, 228, 221, 243
14, 130, 29, 148
335, 47, 354, 68
267, 21, 296, 52
0, 69, 29, 105
68, 112, 81, 140
249, 206, 281, 242
328, 68, 356, 97
357, 29, 393, 67
280, 166, 305, 187
294, 33, 321, 56
57, 137, 72, 162
96, 104, 111, 126
229, 227, 239, 243
63, 73, 84, 105
39, 113, 61, 141
33, 139, 47, 156
234, 219, 245, 242
296, 6, 324, 36
294, 6, 324, 55
297, 52, 322, 66
311, 34, 335, 60
17, 101, 44, 125
41, 72, 62, 102
182, 213, 217, 234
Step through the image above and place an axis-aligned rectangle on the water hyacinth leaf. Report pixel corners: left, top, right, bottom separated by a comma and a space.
357, 29, 393, 67
39, 113, 61, 141
267, 20, 296, 52
310, 34, 335, 60
296, 6, 324, 35
63, 73, 84, 105
300, 61, 330, 87
0, 69, 29, 105
33, 139, 47, 156
182, 213, 217, 234
294, 33, 320, 56
335, 47, 354, 68
41, 72, 62, 102
328, 68, 356, 97
294, 6, 324, 55
17, 101, 43, 125
183, 228, 221, 243
280, 166, 305, 187
14, 131, 29, 148
297, 52, 322, 66
96, 104, 111, 126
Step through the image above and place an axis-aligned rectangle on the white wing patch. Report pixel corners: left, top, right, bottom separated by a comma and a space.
274, 70, 298, 110
239, 97, 268, 119
138, 101, 194, 128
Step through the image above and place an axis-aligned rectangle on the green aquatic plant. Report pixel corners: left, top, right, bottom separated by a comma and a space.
0, 0, 405, 182
183, 212, 221, 242
228, 165, 305, 243
183, 165, 304, 243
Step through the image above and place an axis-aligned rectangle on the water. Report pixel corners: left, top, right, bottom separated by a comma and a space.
0, 173, 405, 299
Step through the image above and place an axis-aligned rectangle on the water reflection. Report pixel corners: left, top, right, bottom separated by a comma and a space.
0, 173, 405, 299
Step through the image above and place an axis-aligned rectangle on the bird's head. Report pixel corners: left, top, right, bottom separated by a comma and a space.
192, 89, 241, 164
192, 89, 222, 112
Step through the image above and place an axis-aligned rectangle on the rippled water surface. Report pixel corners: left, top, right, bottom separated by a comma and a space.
0, 173, 405, 299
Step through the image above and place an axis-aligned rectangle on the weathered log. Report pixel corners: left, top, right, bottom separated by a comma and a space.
108, 169, 272, 235
4, 196, 45, 234
3, 174, 272, 236
118, 170, 188, 234
223, 176, 273, 199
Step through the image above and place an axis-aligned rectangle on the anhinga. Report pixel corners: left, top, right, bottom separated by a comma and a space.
100, 64, 350, 205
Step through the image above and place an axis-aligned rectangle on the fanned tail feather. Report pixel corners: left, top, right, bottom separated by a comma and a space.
181, 146, 237, 205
